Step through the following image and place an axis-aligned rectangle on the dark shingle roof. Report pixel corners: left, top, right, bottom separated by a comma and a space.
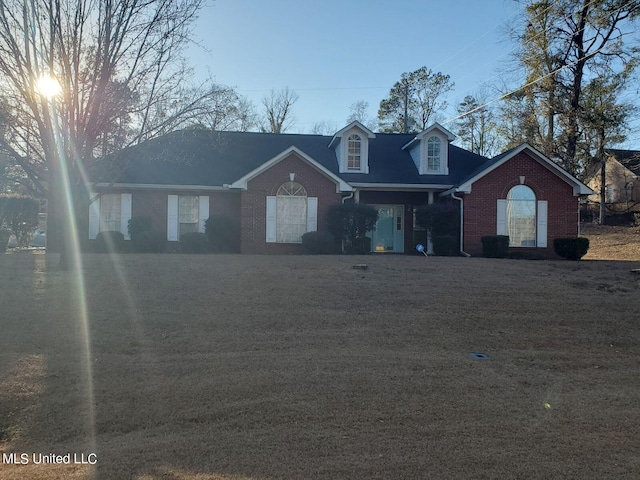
607, 149, 640, 176
91, 130, 491, 188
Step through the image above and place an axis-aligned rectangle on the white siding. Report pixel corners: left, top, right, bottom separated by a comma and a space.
167, 195, 178, 241
88, 196, 100, 239
120, 193, 132, 239
537, 200, 548, 248
497, 199, 507, 236
266, 196, 277, 243
198, 196, 209, 233
306, 197, 318, 233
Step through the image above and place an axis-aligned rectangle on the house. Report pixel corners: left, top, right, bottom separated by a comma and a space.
586, 149, 640, 209
87, 121, 592, 256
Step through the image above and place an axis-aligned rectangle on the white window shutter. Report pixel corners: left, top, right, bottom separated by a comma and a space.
537, 200, 548, 248
198, 196, 209, 233
497, 199, 507, 236
88, 196, 100, 239
167, 195, 179, 241
120, 193, 132, 239
306, 197, 318, 233
266, 196, 277, 243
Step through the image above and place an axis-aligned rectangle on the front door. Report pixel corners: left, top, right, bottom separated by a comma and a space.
370, 205, 404, 253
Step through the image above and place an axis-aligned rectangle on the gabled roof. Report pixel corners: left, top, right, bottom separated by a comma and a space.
607, 149, 640, 176
89, 129, 490, 189
402, 123, 457, 150
328, 121, 376, 148
229, 146, 352, 193
446, 143, 593, 196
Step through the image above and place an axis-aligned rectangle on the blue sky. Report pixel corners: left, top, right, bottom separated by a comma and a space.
187, 0, 639, 145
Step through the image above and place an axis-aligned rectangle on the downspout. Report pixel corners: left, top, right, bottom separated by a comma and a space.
450, 191, 471, 257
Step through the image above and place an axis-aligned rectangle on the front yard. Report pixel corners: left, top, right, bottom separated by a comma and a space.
1, 251, 639, 479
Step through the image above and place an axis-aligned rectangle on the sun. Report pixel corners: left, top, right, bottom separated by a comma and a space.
35, 75, 62, 99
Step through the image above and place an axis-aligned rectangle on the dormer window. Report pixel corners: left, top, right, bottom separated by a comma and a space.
347, 134, 362, 170
427, 136, 441, 171
329, 121, 376, 174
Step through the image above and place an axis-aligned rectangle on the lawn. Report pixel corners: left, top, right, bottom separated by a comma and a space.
1, 245, 639, 479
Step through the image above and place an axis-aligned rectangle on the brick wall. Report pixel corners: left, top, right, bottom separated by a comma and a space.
463, 151, 579, 257
89, 188, 240, 242
241, 152, 343, 254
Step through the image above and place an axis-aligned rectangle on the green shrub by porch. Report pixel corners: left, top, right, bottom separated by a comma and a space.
481, 235, 510, 258
180, 232, 209, 253
327, 203, 378, 254
0, 229, 11, 252
433, 235, 459, 256
205, 214, 240, 253
553, 237, 589, 260
302, 231, 338, 254
95, 231, 125, 253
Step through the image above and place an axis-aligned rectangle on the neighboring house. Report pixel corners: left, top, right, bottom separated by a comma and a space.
87, 121, 592, 256
586, 149, 640, 208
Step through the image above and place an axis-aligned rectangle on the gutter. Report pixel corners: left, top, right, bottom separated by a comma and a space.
450, 191, 471, 257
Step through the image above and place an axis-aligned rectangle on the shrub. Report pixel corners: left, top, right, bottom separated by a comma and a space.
204, 214, 240, 253
302, 231, 338, 254
133, 229, 166, 253
0, 229, 11, 252
349, 236, 372, 255
95, 231, 125, 253
553, 237, 589, 260
481, 235, 510, 258
433, 235, 459, 256
0, 195, 39, 247
327, 203, 378, 254
180, 232, 209, 253
128, 216, 152, 239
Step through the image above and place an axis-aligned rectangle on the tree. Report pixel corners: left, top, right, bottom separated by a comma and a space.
346, 100, 376, 130
187, 86, 258, 132
0, 0, 215, 268
510, 0, 640, 174
0, 195, 39, 247
326, 203, 378, 254
260, 87, 299, 133
580, 73, 635, 223
378, 67, 454, 133
455, 94, 502, 157
309, 121, 338, 135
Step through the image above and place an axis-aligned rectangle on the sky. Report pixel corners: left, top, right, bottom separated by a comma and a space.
186, 0, 639, 145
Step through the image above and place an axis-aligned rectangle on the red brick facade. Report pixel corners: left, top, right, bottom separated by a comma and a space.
241, 152, 343, 254
462, 151, 579, 257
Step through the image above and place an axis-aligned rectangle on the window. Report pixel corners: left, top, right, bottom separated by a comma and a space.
427, 136, 441, 171
178, 195, 199, 236
347, 134, 361, 170
276, 182, 307, 243
506, 185, 536, 247
100, 194, 121, 232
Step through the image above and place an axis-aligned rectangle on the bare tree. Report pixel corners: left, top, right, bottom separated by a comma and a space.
0, 0, 213, 267
260, 87, 298, 133
309, 121, 338, 135
346, 100, 376, 130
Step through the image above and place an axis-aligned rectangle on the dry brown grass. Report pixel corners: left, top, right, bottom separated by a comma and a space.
582, 224, 640, 261
1, 239, 639, 479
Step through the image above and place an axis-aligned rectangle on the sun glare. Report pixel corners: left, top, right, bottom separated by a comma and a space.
36, 75, 62, 99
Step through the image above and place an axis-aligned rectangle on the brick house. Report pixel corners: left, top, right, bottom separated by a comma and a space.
88, 121, 592, 256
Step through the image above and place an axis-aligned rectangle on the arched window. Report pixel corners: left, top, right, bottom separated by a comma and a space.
347, 134, 361, 170
506, 185, 536, 247
276, 182, 307, 243
427, 136, 441, 171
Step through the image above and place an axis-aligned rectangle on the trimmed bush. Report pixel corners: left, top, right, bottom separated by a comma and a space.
128, 216, 153, 239
553, 237, 589, 260
327, 203, 378, 253
204, 214, 240, 253
95, 231, 125, 253
180, 232, 209, 253
0, 229, 11, 252
349, 236, 372, 255
301, 231, 338, 254
481, 235, 510, 258
133, 229, 166, 253
433, 235, 459, 256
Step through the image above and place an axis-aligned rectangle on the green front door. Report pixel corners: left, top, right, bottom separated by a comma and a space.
370, 205, 404, 253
